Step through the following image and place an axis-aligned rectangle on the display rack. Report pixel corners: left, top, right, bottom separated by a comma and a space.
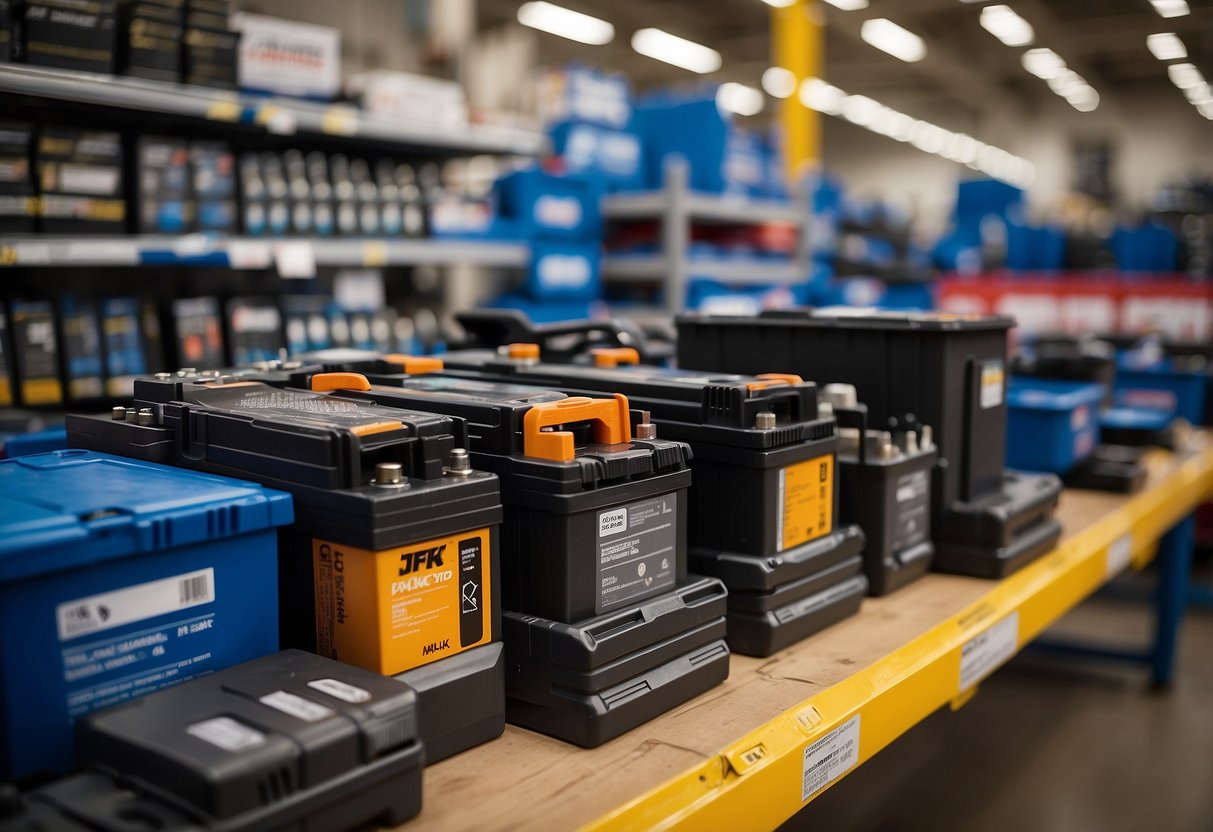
601, 162, 812, 313
0, 64, 547, 157
402, 438, 1213, 832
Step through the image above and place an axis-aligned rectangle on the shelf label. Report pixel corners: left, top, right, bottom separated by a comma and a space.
274, 241, 316, 279
959, 612, 1018, 691
801, 715, 860, 802
1106, 533, 1132, 579
228, 240, 272, 270
205, 100, 241, 122
322, 106, 358, 136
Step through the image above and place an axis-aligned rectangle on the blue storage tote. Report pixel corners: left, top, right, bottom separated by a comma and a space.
0, 450, 293, 778
1, 426, 67, 457
1114, 359, 1207, 423
494, 165, 604, 240
525, 241, 602, 300
634, 97, 768, 196
549, 121, 646, 192
1006, 378, 1104, 474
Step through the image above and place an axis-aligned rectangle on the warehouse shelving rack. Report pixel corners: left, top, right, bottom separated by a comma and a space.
402, 438, 1213, 832
601, 161, 812, 314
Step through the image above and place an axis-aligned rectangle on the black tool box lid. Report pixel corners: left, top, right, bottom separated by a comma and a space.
678, 308, 1016, 333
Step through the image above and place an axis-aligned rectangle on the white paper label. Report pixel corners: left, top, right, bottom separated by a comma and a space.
980, 362, 1005, 409
274, 241, 317, 279
1106, 533, 1132, 579
308, 678, 372, 703
801, 715, 860, 801
56, 569, 215, 641
260, 690, 334, 722
187, 716, 266, 752
959, 612, 1019, 691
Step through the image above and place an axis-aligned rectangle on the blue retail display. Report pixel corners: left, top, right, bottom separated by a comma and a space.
1006, 378, 1104, 473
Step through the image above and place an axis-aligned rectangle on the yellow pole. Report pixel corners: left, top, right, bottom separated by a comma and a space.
772, 0, 823, 182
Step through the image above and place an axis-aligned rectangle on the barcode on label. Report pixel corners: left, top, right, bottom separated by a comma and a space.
179, 573, 210, 604
801, 715, 861, 801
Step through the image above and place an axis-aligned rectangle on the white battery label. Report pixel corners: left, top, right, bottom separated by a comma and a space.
980, 361, 1005, 409
959, 612, 1019, 691
309, 678, 371, 703
187, 716, 266, 752
597, 494, 678, 613
260, 690, 335, 722
56, 568, 215, 641
801, 715, 861, 801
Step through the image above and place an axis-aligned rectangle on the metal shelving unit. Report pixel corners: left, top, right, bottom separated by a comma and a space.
601, 162, 812, 313
0, 235, 530, 270
0, 64, 547, 157
407, 439, 1213, 832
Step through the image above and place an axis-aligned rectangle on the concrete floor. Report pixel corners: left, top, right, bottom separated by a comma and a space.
786, 570, 1213, 832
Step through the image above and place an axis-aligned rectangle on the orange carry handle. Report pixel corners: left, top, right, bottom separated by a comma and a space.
523, 394, 632, 462
383, 354, 444, 374
311, 372, 372, 392
591, 347, 640, 368
746, 372, 804, 392
507, 343, 541, 360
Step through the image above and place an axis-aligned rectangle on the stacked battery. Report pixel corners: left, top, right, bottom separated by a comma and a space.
431, 343, 873, 654
66, 373, 507, 763
278, 364, 731, 746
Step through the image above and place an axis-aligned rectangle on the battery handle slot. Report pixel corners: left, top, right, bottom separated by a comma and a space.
523, 394, 632, 462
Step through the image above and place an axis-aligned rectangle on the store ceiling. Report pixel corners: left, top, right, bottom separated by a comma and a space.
478, 0, 1213, 118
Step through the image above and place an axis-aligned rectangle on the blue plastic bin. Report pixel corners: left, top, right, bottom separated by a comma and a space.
1, 426, 67, 457
635, 97, 768, 196
0, 450, 293, 778
1006, 378, 1104, 474
494, 165, 604, 240
1114, 360, 1207, 423
525, 241, 602, 300
549, 121, 646, 192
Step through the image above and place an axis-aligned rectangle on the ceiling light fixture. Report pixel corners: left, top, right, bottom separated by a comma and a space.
979, 5, 1035, 47
1149, 0, 1190, 18
860, 18, 927, 63
761, 66, 797, 98
631, 28, 722, 74
516, 2, 615, 46
1146, 32, 1187, 61
1168, 62, 1205, 89
1021, 48, 1065, 79
798, 77, 847, 114
759, 0, 797, 7
820, 0, 870, 10
717, 82, 765, 116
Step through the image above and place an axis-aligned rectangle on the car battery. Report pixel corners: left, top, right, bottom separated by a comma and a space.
35, 127, 125, 234
20, 0, 117, 74
66, 375, 505, 764
0, 449, 291, 779
8, 299, 63, 407
171, 296, 225, 370
817, 384, 937, 596
99, 297, 158, 398
271, 367, 729, 745
1006, 378, 1104, 475
0, 650, 423, 831
57, 296, 104, 403
0, 305, 13, 407
677, 309, 1064, 579
136, 136, 192, 234
0, 120, 36, 233
118, 0, 182, 82
427, 345, 869, 651
225, 297, 283, 365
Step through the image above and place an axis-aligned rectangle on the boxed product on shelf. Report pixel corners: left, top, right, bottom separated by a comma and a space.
1005, 377, 1104, 475
182, 0, 236, 88
0, 306, 12, 407
170, 296, 224, 369
225, 297, 283, 364
549, 120, 646, 192
57, 295, 104, 402
350, 69, 469, 131
100, 297, 161, 398
136, 135, 191, 234
8, 299, 63, 406
235, 12, 340, 100
3, 651, 422, 831
35, 127, 124, 234
525, 241, 602, 300
68, 373, 506, 763
0, 449, 292, 779
494, 165, 604, 240
0, 120, 35, 232
535, 65, 632, 130
117, 0, 182, 81
20, 0, 117, 74
188, 139, 236, 233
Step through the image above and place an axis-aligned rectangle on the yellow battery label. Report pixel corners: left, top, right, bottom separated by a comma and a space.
312, 528, 492, 677
779, 454, 834, 551
20, 377, 63, 406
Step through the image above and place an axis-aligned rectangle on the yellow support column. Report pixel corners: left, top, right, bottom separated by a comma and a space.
772, 0, 823, 181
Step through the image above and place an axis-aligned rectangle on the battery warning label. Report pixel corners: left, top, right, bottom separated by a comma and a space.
597, 494, 678, 613
313, 528, 492, 676
778, 455, 834, 551
893, 469, 931, 552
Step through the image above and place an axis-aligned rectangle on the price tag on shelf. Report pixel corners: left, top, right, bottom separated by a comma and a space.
274, 241, 316, 279
959, 612, 1018, 692
205, 99, 241, 122
801, 715, 860, 801
227, 240, 273, 270
361, 241, 388, 268
322, 106, 358, 136
1106, 533, 1132, 579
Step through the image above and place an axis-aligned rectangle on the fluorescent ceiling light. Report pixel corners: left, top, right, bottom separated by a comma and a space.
717, 82, 765, 116
1021, 47, 1065, 79
631, 28, 722, 74
979, 5, 1034, 48
1168, 62, 1204, 89
759, 0, 796, 7
761, 66, 797, 98
798, 77, 846, 114
517, 2, 614, 45
1198, 100, 1213, 120
843, 95, 881, 127
1047, 69, 1086, 96
1150, 0, 1190, 18
821, 0, 870, 9
1184, 82, 1213, 104
1065, 85, 1100, 112
1146, 32, 1187, 61
860, 19, 926, 63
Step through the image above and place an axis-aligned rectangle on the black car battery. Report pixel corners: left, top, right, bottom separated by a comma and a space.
425, 344, 869, 653
677, 309, 1064, 579
817, 383, 938, 595
274, 366, 730, 746
0, 650, 423, 831
1012, 337, 1148, 493
65, 374, 505, 763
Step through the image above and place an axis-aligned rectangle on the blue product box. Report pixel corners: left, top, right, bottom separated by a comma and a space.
1006, 378, 1104, 474
1101, 405, 1173, 434
538, 65, 632, 129
494, 165, 603, 240
0, 450, 293, 779
548, 121, 646, 192
1114, 360, 1207, 423
2, 425, 67, 457
525, 241, 602, 300
635, 97, 769, 196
